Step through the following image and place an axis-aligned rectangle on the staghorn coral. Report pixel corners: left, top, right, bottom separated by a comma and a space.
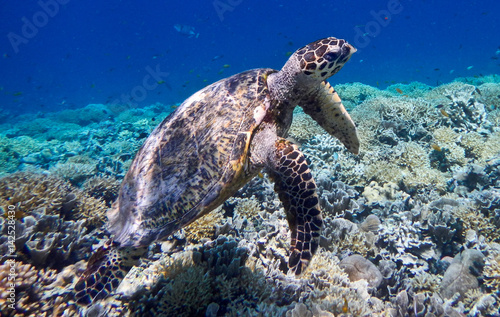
386, 82, 433, 99
376, 217, 435, 276
298, 250, 384, 316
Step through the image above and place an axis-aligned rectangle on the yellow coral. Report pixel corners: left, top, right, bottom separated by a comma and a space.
0, 172, 72, 215
433, 127, 466, 165
70, 192, 107, 227
453, 203, 497, 242
0, 261, 59, 316
411, 272, 442, 293
231, 196, 262, 220
483, 251, 500, 291
184, 207, 224, 242
461, 131, 500, 164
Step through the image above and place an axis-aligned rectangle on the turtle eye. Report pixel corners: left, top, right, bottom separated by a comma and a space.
324, 52, 339, 62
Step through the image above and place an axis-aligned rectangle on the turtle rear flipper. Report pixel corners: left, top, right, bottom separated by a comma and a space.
268, 139, 322, 275
301, 81, 359, 155
74, 240, 146, 305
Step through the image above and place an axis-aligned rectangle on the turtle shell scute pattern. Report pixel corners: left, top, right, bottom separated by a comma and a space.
110, 68, 276, 247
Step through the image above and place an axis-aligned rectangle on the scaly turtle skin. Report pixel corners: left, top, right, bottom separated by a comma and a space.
75, 37, 359, 305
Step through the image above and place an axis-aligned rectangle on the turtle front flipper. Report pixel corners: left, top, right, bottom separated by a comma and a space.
73, 240, 146, 305
268, 138, 322, 275
301, 81, 359, 155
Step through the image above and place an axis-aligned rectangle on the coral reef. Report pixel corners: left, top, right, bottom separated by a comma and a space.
1, 77, 500, 316
0, 172, 73, 216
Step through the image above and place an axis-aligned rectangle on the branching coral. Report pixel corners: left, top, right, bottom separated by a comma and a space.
483, 250, 500, 292
0, 172, 73, 216
49, 161, 96, 185
288, 109, 326, 142
183, 207, 225, 243
0, 261, 60, 316
411, 272, 441, 294
452, 200, 498, 242
83, 175, 121, 207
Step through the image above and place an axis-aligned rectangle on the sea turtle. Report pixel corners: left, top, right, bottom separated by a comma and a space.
74, 37, 359, 305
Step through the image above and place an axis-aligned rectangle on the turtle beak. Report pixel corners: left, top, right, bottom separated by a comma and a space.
346, 43, 357, 54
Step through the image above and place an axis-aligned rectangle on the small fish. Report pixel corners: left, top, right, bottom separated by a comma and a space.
285, 51, 292, 57
467, 65, 474, 70
223, 64, 231, 68
342, 297, 349, 313
13, 91, 23, 96
431, 144, 442, 152
440, 108, 449, 117
174, 24, 199, 38
434, 68, 440, 71
157, 80, 165, 84
395, 88, 403, 94
212, 55, 223, 61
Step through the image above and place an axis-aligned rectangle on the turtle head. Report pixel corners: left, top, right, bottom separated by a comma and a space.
268, 37, 356, 102
293, 37, 356, 81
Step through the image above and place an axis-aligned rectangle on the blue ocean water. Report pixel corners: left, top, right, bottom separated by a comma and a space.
0, 0, 499, 115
